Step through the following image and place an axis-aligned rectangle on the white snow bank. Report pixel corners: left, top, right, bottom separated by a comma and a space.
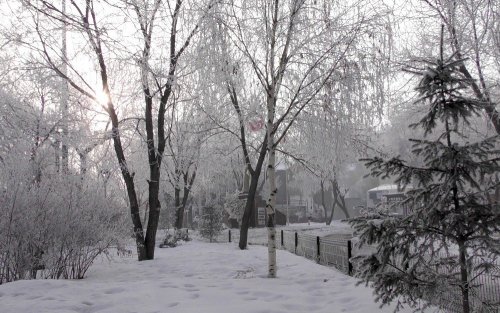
0, 241, 416, 313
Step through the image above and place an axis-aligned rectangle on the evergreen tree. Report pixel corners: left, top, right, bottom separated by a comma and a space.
350, 37, 500, 313
199, 206, 224, 243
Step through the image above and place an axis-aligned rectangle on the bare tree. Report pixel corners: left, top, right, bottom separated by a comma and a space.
197, 0, 391, 277
23, 0, 215, 260
419, 0, 500, 134
165, 106, 204, 231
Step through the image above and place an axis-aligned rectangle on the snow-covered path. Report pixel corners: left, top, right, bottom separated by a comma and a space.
0, 241, 416, 313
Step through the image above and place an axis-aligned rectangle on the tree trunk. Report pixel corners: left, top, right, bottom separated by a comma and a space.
79, 152, 87, 175
108, 107, 147, 260
31, 94, 44, 184
458, 240, 470, 313
60, 0, 69, 174
337, 195, 350, 219
83, 0, 149, 260
119, 131, 149, 259
446, 116, 470, 313
239, 172, 259, 249
326, 180, 337, 225
54, 139, 60, 173
228, 73, 270, 250
332, 179, 349, 219
266, 129, 277, 277
266, 70, 277, 277
175, 171, 196, 230
180, 178, 191, 227
145, 167, 161, 260
320, 180, 328, 225
326, 204, 335, 225
174, 187, 182, 229
238, 137, 268, 250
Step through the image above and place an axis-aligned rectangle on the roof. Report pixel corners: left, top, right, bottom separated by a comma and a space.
367, 184, 399, 192
367, 184, 413, 193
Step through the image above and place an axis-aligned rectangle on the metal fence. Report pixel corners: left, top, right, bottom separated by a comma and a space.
221, 229, 499, 313
470, 263, 500, 311
426, 255, 500, 313
220, 229, 352, 274
318, 237, 352, 274
295, 234, 318, 260
278, 230, 353, 275
281, 230, 296, 254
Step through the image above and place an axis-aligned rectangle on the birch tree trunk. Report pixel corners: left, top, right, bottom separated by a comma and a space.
266, 94, 277, 278
60, 0, 69, 173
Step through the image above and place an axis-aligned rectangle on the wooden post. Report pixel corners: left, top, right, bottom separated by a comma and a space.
347, 240, 353, 276
281, 229, 284, 247
294, 232, 298, 254
316, 236, 320, 263
229, 229, 231, 243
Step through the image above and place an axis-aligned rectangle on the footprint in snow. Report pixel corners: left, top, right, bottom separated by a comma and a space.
160, 283, 173, 288
103, 287, 125, 295
26, 295, 42, 300
243, 297, 257, 301
42, 296, 56, 300
339, 297, 355, 304
234, 268, 254, 279
251, 291, 268, 297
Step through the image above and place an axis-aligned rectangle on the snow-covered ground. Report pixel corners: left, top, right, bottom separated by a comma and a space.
0, 240, 419, 313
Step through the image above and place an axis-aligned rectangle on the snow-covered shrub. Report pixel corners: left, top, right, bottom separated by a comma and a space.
159, 228, 190, 248
175, 228, 190, 241
199, 206, 224, 243
0, 171, 128, 283
159, 232, 178, 248
223, 191, 245, 226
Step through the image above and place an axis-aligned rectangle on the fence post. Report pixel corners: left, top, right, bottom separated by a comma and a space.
229, 229, 231, 243
347, 240, 353, 276
281, 229, 284, 247
316, 236, 320, 263
294, 232, 298, 254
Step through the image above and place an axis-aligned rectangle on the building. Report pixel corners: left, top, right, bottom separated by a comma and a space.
366, 184, 402, 209
366, 184, 412, 216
